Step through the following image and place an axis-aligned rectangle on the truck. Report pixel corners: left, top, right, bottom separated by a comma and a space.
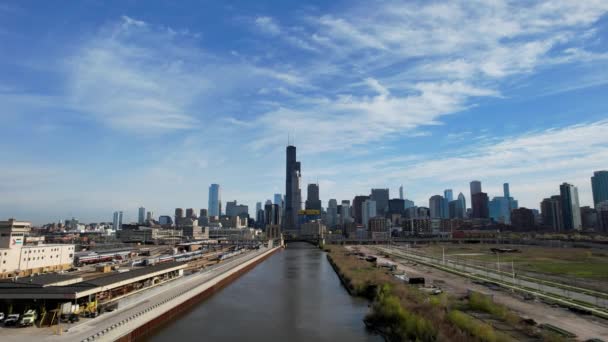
18, 309, 37, 327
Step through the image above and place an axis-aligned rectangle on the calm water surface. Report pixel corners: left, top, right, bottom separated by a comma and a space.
145, 242, 381, 342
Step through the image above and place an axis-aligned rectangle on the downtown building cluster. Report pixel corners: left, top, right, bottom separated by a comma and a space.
270, 145, 608, 239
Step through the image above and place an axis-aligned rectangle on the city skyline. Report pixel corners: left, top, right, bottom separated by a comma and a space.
1, 1, 608, 223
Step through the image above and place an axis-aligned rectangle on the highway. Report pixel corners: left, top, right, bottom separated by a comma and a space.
373, 245, 608, 315
0, 246, 279, 342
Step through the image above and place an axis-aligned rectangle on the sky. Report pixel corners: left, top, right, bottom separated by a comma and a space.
1, 0, 608, 224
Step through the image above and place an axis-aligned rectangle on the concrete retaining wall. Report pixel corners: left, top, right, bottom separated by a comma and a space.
114, 247, 281, 342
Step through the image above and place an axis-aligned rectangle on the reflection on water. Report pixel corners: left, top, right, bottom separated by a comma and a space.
145, 242, 380, 342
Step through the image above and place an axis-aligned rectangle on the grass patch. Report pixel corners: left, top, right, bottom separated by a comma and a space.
448, 310, 513, 342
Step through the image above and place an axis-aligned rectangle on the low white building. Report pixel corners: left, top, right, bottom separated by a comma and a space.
0, 219, 75, 278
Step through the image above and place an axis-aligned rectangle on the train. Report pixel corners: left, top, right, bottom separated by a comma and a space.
142, 249, 206, 266
74, 250, 134, 266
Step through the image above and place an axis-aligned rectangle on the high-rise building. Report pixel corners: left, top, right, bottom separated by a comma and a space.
489, 197, 511, 223
470, 181, 482, 196
449, 194, 467, 219
580, 206, 598, 229
255, 202, 262, 214
503, 183, 511, 198
284, 145, 302, 230
326, 199, 338, 228
305, 183, 322, 211
174, 208, 184, 226
592, 171, 608, 208
597, 201, 608, 232
146, 211, 154, 222
158, 215, 173, 226
264, 203, 281, 226
226, 201, 237, 217
403, 199, 415, 209
511, 207, 536, 231
457, 193, 466, 218
443, 189, 453, 218
560, 183, 582, 231
444, 189, 453, 202
362, 199, 377, 229
186, 208, 196, 219
388, 199, 405, 215
429, 195, 444, 219
340, 200, 351, 226
208, 184, 221, 217
471, 192, 489, 219
199, 209, 208, 219
118, 211, 123, 230
274, 194, 283, 206
112, 211, 120, 230
370, 189, 389, 217
352, 195, 370, 224
138, 207, 146, 224
540, 195, 563, 231
399, 185, 404, 200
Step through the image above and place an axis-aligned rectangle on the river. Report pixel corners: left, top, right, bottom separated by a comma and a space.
145, 242, 381, 342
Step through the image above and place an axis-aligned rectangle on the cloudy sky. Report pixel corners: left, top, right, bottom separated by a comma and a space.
1, 0, 607, 224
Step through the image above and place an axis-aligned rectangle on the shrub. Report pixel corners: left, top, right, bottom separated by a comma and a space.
448, 310, 499, 342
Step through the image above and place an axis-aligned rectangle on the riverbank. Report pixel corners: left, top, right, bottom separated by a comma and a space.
325, 246, 568, 342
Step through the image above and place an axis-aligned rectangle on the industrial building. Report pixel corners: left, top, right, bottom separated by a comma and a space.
0, 262, 186, 315
0, 219, 75, 278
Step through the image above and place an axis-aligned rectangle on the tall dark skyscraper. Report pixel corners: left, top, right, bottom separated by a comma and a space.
472, 192, 489, 219
352, 195, 370, 224
560, 182, 582, 231
305, 183, 322, 211
592, 171, 608, 208
370, 188, 389, 217
284, 145, 302, 230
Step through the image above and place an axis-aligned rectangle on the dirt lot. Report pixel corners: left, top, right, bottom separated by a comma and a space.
413, 243, 608, 292
355, 245, 608, 341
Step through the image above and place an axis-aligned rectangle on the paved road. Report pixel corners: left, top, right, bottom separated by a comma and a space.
378, 245, 608, 310
1, 247, 278, 342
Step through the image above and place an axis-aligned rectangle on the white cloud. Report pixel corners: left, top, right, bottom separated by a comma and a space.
255, 16, 281, 35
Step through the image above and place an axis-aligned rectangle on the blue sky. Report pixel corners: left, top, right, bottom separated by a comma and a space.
1, 0, 608, 224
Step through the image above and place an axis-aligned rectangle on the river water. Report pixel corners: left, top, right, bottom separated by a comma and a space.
145, 242, 381, 342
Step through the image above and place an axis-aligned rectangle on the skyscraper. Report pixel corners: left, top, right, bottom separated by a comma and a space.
472, 192, 489, 219
560, 183, 582, 231
340, 200, 351, 226
112, 211, 120, 230
370, 188, 389, 217
199, 208, 208, 219
305, 183, 322, 211
352, 195, 370, 224
208, 184, 221, 217
256, 202, 262, 214
186, 208, 196, 218
429, 195, 445, 219
226, 201, 237, 217
443, 189, 453, 218
175, 208, 184, 226
470, 181, 482, 196
362, 199, 377, 229
591, 171, 608, 208
326, 199, 338, 228
457, 193, 466, 218
274, 194, 283, 206
138, 207, 146, 224
444, 189, 453, 202
399, 185, 404, 200
284, 145, 302, 230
